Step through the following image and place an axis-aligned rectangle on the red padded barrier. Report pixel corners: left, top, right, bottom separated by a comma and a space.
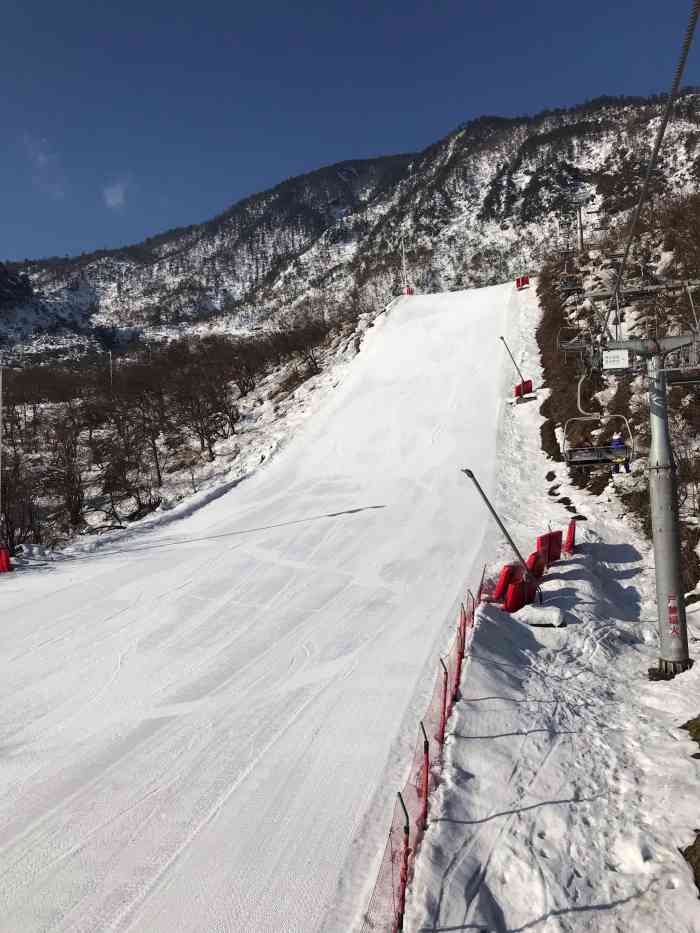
492, 564, 517, 602
0, 548, 10, 573
526, 551, 546, 580
514, 379, 534, 398
564, 519, 576, 555
503, 580, 526, 613
549, 530, 562, 562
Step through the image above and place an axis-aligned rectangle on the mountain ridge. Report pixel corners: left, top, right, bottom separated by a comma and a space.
3, 88, 700, 359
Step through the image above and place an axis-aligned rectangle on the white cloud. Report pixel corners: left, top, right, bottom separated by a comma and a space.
103, 180, 128, 210
23, 135, 66, 200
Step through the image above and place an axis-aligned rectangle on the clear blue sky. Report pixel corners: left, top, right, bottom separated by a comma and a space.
2, 0, 699, 261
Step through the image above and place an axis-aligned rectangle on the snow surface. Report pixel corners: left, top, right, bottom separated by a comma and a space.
407, 285, 700, 933
0, 286, 515, 932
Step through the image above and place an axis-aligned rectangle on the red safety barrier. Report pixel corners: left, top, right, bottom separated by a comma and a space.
0, 548, 11, 573
526, 551, 546, 580
361, 794, 412, 933
362, 597, 477, 932
504, 579, 526, 612
536, 533, 551, 567
447, 643, 460, 707
513, 379, 534, 398
490, 563, 518, 602
400, 732, 430, 840
548, 530, 562, 562
363, 528, 585, 929
564, 519, 576, 555
536, 530, 563, 566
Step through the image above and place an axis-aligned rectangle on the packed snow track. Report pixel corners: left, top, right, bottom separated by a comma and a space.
0, 287, 513, 932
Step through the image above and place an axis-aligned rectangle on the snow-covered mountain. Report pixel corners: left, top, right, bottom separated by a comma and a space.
4, 91, 700, 357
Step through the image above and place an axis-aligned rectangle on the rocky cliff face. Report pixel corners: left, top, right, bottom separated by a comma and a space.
5, 91, 700, 358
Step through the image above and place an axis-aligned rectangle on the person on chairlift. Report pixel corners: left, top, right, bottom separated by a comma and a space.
611, 431, 630, 474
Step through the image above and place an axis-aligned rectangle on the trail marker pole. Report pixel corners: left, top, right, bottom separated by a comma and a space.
461, 468, 540, 598
499, 335, 526, 391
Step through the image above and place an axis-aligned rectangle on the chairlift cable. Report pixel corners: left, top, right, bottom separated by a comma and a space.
602, 0, 700, 337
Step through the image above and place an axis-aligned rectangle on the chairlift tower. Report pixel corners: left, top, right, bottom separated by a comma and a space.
561, 284, 698, 677
605, 335, 694, 676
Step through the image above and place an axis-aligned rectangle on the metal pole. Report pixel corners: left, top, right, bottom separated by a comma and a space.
419, 721, 429, 829
401, 236, 408, 287
461, 468, 534, 585
396, 791, 410, 932
499, 336, 526, 385
438, 658, 448, 744
647, 354, 692, 675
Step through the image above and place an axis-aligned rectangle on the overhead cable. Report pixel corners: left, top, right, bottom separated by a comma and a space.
602, 0, 700, 336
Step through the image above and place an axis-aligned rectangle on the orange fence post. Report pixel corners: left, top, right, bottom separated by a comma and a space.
419, 721, 429, 831
395, 792, 411, 932
453, 606, 466, 701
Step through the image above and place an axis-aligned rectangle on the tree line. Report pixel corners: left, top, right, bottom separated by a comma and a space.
0, 306, 345, 553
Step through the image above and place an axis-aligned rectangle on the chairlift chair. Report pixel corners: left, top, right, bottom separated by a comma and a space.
562, 371, 635, 469
563, 414, 635, 469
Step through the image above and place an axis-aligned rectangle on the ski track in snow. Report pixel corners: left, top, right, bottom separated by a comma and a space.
407, 285, 700, 933
0, 287, 516, 933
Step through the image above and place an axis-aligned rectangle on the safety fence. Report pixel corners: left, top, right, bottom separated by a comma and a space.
360, 518, 576, 933
361, 595, 475, 933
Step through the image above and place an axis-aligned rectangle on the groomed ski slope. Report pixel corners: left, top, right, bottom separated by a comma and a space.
0, 286, 514, 933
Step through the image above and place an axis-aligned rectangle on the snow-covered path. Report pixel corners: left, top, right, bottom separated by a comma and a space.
0, 287, 514, 933
408, 285, 700, 932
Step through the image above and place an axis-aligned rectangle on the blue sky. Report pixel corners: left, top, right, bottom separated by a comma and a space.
2, 0, 699, 261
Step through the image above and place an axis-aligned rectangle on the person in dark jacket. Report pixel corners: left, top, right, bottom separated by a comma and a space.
611, 432, 630, 473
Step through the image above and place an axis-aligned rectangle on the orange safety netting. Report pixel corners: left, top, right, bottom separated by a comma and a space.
360, 795, 409, 933
361, 596, 472, 932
